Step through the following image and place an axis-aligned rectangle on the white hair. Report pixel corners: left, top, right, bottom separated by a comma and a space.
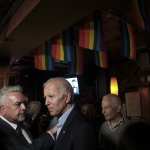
43, 77, 74, 103
0, 85, 23, 106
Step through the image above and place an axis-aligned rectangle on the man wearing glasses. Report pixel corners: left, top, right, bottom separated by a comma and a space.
0, 85, 54, 150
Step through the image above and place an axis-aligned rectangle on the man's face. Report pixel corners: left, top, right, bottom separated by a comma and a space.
44, 83, 69, 117
101, 98, 118, 121
3, 92, 27, 123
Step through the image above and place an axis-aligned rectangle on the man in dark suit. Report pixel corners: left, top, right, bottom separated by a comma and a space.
43, 77, 97, 150
0, 85, 54, 150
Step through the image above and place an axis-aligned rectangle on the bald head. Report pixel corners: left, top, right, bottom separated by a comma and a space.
102, 94, 122, 108
43, 77, 74, 99
101, 94, 122, 121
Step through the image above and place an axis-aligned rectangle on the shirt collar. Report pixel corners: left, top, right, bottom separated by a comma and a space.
57, 104, 74, 128
108, 118, 124, 129
0, 116, 17, 130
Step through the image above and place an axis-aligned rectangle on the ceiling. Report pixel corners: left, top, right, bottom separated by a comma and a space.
0, 0, 149, 90
0, 0, 18, 25
0, 0, 150, 67
0, 0, 131, 58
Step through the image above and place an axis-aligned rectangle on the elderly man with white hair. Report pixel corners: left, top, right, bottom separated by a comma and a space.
98, 94, 130, 150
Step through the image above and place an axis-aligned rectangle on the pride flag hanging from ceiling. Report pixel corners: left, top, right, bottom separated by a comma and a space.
34, 28, 75, 72
95, 51, 108, 68
45, 40, 54, 70
79, 15, 108, 68
94, 16, 108, 68
121, 21, 136, 60
51, 30, 75, 63
34, 41, 54, 70
34, 44, 46, 70
51, 35, 66, 62
79, 18, 95, 50
63, 26, 85, 75
63, 29, 74, 63
62, 28, 85, 75
68, 46, 85, 75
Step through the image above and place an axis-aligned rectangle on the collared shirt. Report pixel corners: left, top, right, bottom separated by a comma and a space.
0, 116, 32, 144
99, 118, 130, 146
56, 104, 74, 138
108, 118, 124, 130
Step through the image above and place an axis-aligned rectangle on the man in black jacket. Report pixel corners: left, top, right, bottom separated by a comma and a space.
43, 77, 97, 150
0, 85, 54, 150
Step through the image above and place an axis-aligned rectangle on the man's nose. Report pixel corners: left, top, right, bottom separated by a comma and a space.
20, 103, 26, 110
45, 98, 49, 106
102, 109, 105, 114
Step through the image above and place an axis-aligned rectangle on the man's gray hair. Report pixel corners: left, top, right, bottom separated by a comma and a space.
0, 85, 23, 106
43, 77, 74, 103
102, 94, 122, 108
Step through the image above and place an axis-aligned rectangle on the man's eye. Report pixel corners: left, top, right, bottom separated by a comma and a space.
15, 101, 27, 107
23, 101, 28, 106
46, 95, 53, 98
15, 102, 21, 106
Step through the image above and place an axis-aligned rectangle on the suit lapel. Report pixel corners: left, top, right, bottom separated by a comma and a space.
0, 118, 17, 134
56, 106, 78, 143
0, 118, 32, 144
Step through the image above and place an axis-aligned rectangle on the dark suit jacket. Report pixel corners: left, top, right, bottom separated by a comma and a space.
54, 106, 97, 150
0, 118, 54, 150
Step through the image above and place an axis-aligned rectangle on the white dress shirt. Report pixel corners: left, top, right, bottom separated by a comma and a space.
56, 104, 74, 138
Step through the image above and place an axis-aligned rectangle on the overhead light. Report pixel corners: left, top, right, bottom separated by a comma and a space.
110, 76, 118, 95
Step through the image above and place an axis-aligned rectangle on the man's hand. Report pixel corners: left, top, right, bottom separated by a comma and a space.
47, 126, 58, 140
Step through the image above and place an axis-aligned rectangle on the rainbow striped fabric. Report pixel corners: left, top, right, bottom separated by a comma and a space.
121, 22, 136, 60
79, 20, 95, 50
51, 35, 65, 62
34, 40, 54, 70
79, 16, 108, 68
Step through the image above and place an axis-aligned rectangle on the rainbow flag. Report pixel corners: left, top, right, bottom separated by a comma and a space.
51, 30, 75, 64
63, 28, 85, 75
51, 35, 65, 62
79, 19, 95, 50
129, 0, 149, 31
95, 51, 108, 69
68, 45, 85, 75
63, 29, 74, 62
79, 15, 108, 68
94, 16, 108, 68
45, 40, 54, 70
121, 22, 136, 60
34, 41, 54, 70
34, 44, 46, 70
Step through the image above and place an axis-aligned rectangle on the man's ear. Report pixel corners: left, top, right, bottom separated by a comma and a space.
117, 105, 121, 113
65, 93, 71, 104
0, 105, 6, 114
